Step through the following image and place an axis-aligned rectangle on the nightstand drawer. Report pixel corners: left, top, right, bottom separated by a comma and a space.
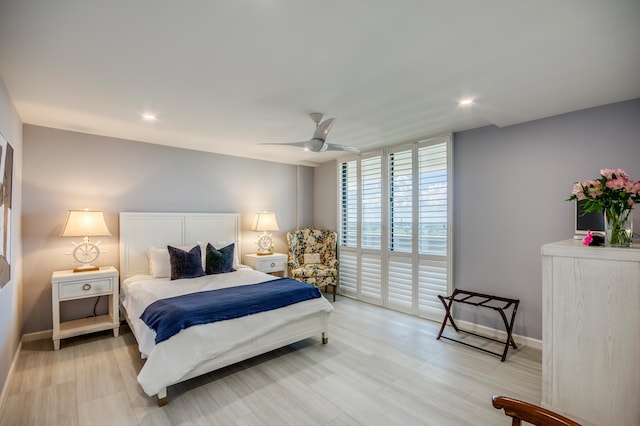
259, 258, 286, 273
244, 253, 288, 276
58, 278, 113, 300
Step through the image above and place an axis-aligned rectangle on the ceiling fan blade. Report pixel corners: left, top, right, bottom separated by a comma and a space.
260, 115, 349, 155
323, 143, 360, 154
259, 139, 327, 152
312, 117, 336, 141
259, 141, 310, 148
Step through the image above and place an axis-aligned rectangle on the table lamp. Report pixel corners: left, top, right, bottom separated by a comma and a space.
249, 211, 279, 255
61, 209, 111, 272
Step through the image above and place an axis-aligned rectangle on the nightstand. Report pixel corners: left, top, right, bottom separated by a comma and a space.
244, 253, 288, 277
51, 266, 119, 350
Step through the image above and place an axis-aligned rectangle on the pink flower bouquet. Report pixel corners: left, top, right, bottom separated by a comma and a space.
568, 169, 640, 247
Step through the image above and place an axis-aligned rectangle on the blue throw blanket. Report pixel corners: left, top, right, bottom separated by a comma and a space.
140, 278, 321, 344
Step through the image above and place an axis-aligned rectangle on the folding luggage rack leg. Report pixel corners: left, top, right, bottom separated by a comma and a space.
436, 289, 519, 362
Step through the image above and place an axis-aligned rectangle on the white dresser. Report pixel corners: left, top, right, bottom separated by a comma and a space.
541, 239, 640, 426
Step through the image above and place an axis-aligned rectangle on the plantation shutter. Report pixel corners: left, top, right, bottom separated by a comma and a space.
417, 140, 449, 320
338, 250, 358, 296
340, 160, 358, 248
418, 142, 448, 256
388, 148, 414, 312
359, 155, 382, 303
338, 134, 451, 320
361, 156, 382, 250
389, 149, 413, 253
418, 258, 448, 318
339, 160, 358, 295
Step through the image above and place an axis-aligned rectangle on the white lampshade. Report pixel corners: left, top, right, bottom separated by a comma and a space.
61, 210, 111, 237
249, 212, 279, 232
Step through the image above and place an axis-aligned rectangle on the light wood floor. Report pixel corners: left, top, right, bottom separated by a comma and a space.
1, 297, 541, 425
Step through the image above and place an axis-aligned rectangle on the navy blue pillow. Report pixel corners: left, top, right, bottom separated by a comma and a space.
206, 243, 236, 275
168, 245, 205, 280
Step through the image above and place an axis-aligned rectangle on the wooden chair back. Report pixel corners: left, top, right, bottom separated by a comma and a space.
492, 395, 581, 426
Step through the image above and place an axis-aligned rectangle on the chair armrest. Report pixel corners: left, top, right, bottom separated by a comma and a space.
327, 259, 339, 268
288, 260, 300, 269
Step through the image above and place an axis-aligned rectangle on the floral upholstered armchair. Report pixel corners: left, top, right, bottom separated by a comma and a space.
287, 228, 339, 301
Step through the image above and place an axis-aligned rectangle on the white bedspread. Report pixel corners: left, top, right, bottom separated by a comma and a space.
121, 268, 334, 396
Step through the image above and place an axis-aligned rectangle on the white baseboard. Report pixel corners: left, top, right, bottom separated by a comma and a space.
22, 329, 52, 343
454, 319, 542, 351
0, 335, 25, 413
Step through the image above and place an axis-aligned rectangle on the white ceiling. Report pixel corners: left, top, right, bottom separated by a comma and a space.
1, 1, 639, 166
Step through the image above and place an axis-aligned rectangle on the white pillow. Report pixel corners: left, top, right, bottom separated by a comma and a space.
148, 244, 203, 278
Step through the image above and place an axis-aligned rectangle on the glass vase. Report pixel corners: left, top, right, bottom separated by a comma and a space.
604, 208, 633, 248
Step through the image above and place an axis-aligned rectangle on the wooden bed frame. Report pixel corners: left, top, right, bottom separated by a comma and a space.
119, 212, 330, 406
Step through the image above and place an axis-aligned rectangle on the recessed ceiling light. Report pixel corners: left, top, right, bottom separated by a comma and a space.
459, 98, 474, 106
141, 113, 158, 122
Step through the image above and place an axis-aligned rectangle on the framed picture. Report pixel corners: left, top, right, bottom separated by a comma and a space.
0, 132, 13, 288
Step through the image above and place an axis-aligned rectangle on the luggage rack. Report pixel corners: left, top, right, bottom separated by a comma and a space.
436, 289, 519, 362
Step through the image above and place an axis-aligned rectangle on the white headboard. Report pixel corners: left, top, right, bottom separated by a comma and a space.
119, 212, 241, 280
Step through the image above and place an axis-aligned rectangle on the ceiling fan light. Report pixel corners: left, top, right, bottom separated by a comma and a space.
141, 112, 158, 121
307, 139, 325, 152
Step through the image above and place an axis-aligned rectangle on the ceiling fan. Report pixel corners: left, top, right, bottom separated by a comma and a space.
260, 113, 360, 154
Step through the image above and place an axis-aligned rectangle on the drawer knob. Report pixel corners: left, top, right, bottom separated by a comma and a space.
82, 283, 92, 291
270, 262, 275, 267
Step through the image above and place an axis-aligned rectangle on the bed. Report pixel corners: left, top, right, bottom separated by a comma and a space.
119, 212, 334, 406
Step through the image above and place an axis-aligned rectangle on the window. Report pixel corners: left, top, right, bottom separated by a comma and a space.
338, 135, 452, 321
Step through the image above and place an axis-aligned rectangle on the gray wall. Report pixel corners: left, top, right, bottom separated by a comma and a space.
454, 98, 640, 339
296, 165, 314, 229
315, 98, 640, 340
22, 125, 313, 333
0, 77, 23, 394
313, 161, 338, 231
